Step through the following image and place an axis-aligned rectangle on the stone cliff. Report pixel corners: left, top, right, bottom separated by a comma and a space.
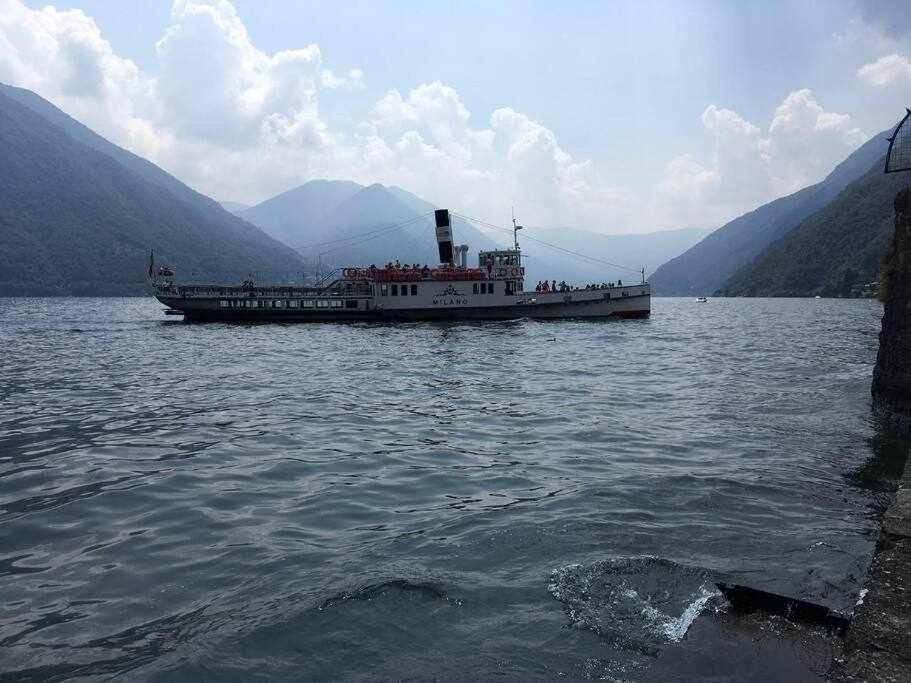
872, 187, 911, 430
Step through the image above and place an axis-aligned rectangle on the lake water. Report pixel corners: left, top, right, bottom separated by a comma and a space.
1, 297, 907, 681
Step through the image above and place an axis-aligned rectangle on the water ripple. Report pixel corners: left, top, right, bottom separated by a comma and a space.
0, 296, 904, 680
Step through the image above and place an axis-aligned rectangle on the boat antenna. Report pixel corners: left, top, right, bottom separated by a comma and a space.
641, 267, 645, 284
511, 207, 523, 251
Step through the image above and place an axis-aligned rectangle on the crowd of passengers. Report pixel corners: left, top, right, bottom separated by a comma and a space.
370, 260, 474, 275
534, 279, 622, 293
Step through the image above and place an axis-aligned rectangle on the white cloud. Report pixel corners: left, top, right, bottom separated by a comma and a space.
857, 54, 911, 86
0, 0, 872, 234
0, 0, 158, 153
154, 0, 331, 149
659, 89, 866, 226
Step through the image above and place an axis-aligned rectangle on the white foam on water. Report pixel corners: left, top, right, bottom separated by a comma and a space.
547, 559, 719, 647
855, 588, 868, 607
657, 586, 719, 642
634, 585, 719, 642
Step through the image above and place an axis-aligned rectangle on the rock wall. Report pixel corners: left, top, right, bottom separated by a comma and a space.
872, 187, 911, 430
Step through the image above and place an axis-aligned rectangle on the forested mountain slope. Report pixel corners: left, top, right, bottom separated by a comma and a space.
0, 85, 304, 295
648, 129, 891, 296
718, 160, 910, 297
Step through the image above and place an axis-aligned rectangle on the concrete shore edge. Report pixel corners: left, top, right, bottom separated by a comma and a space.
829, 451, 911, 681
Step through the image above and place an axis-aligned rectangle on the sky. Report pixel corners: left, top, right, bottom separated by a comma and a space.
1, 0, 910, 234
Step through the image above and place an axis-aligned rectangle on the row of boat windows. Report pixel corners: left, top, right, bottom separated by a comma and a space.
380, 284, 419, 296
378, 283, 500, 296
219, 299, 359, 309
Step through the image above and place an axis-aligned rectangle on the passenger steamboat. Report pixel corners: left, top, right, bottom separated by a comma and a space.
152, 210, 650, 322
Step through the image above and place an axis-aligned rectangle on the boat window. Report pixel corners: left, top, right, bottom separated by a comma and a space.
345, 300, 358, 309
302, 300, 314, 308
391, 284, 398, 296
410, 284, 417, 295
274, 300, 284, 308
220, 300, 229, 308
488, 283, 495, 294
317, 300, 330, 308
330, 300, 342, 308
288, 300, 299, 308
380, 284, 388, 296
473, 283, 479, 294
401, 286, 407, 296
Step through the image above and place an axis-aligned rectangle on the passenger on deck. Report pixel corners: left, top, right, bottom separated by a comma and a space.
551, 280, 557, 293
617, 279, 622, 286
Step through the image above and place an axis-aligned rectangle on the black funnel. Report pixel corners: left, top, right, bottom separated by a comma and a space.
435, 209, 454, 265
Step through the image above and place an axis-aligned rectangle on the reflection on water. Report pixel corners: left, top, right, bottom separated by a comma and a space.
0, 296, 906, 680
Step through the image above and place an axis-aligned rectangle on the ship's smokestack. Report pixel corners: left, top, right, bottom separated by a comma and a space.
435, 209, 454, 265
456, 245, 469, 268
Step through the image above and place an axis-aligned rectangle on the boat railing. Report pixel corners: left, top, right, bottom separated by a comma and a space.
343, 266, 520, 282
157, 282, 372, 298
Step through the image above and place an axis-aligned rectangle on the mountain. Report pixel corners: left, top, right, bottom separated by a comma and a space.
239, 180, 363, 246
240, 180, 502, 269
220, 201, 251, 213
240, 180, 705, 283
0, 83, 304, 295
718, 160, 911, 297
648, 129, 892, 296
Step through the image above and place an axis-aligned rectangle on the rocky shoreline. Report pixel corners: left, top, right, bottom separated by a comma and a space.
830, 187, 911, 680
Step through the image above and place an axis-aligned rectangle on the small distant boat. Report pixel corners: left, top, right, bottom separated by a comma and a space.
696, 296, 708, 303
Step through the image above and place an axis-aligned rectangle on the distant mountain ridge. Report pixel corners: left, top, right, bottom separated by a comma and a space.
520, 226, 710, 285
0, 83, 304, 295
220, 201, 250, 213
240, 180, 502, 269
241, 180, 709, 284
649, 129, 892, 296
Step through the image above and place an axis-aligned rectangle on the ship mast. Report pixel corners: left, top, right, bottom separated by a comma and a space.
511, 207, 523, 251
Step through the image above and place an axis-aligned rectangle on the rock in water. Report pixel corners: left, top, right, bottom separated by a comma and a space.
872, 187, 911, 431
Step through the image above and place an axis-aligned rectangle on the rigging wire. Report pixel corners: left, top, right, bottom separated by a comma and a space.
295, 212, 434, 253
451, 212, 644, 275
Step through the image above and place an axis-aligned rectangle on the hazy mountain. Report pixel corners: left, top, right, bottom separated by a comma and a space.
0, 84, 304, 296
240, 180, 502, 270
718, 160, 910, 297
648, 128, 892, 296
220, 200, 251, 213
519, 226, 711, 286
239, 180, 363, 246
240, 180, 705, 283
